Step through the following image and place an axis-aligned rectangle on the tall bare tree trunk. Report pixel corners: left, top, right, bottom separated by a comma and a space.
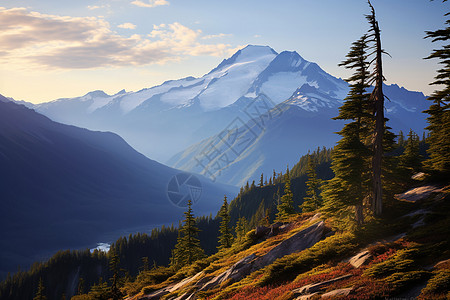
369, 2, 384, 216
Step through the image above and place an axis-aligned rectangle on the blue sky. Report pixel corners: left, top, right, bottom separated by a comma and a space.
0, 0, 447, 103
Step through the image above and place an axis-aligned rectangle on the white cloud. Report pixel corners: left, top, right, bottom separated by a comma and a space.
0, 7, 234, 69
87, 5, 101, 10
254, 34, 261, 38
131, 0, 169, 8
118, 22, 136, 29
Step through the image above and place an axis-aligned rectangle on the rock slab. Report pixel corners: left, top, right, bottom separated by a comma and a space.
292, 274, 353, 295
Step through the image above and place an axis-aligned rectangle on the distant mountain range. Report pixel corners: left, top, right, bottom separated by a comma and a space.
19, 45, 429, 186
0, 98, 236, 278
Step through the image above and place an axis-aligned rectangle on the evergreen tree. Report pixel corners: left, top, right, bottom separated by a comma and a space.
322, 34, 372, 225
140, 257, 150, 273
170, 200, 205, 269
244, 181, 250, 192
33, 278, 47, 300
170, 221, 184, 269
423, 7, 450, 175
301, 154, 323, 212
252, 199, 267, 227
218, 196, 233, 250
109, 249, 123, 300
276, 166, 295, 221
399, 129, 422, 178
260, 173, 264, 187
235, 216, 249, 242
89, 277, 110, 300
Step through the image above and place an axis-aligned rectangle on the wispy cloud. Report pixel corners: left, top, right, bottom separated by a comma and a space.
202, 33, 231, 40
87, 5, 101, 10
118, 22, 136, 29
0, 7, 234, 69
131, 0, 169, 8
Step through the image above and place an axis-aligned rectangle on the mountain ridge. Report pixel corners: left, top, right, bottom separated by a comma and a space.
13, 45, 429, 179
0, 99, 236, 278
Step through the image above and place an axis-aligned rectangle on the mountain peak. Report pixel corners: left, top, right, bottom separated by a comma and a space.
84, 90, 109, 98
208, 45, 277, 74
240, 44, 278, 56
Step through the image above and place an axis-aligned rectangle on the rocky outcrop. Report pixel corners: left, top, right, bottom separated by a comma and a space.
348, 250, 371, 268
201, 221, 325, 291
292, 274, 353, 296
395, 185, 443, 203
321, 287, 353, 298
293, 293, 319, 300
199, 254, 257, 291
252, 221, 324, 270
141, 272, 203, 299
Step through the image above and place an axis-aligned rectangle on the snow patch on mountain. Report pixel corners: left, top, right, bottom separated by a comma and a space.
119, 77, 197, 113
197, 46, 277, 110
285, 84, 342, 112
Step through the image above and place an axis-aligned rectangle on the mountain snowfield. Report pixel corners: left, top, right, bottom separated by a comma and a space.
22, 45, 429, 186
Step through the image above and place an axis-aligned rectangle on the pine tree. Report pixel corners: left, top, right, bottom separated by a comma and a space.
301, 154, 323, 212
235, 216, 249, 242
140, 257, 150, 273
170, 221, 184, 269
170, 200, 205, 269
322, 34, 372, 225
244, 181, 250, 192
89, 277, 110, 299
33, 278, 47, 300
399, 129, 422, 178
109, 249, 123, 300
423, 7, 450, 175
276, 166, 295, 221
218, 196, 233, 250
259, 173, 264, 187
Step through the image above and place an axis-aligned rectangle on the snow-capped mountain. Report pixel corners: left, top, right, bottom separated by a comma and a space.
25, 45, 349, 162
21, 45, 429, 186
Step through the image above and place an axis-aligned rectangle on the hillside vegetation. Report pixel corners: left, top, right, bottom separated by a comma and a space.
119, 182, 450, 300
